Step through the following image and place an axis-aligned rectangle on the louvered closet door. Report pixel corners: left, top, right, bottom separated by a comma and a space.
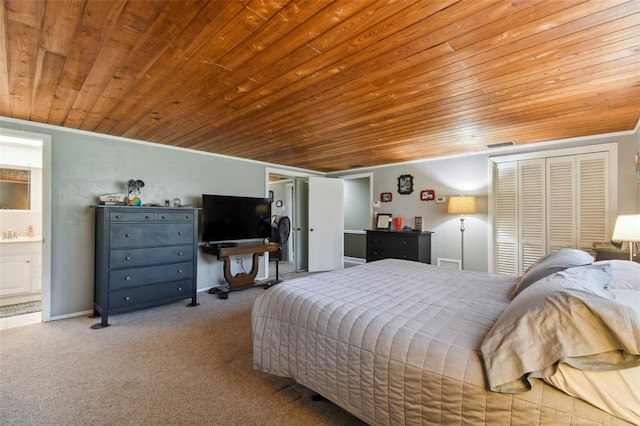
495, 162, 518, 275
519, 159, 545, 273
577, 152, 609, 253
546, 156, 576, 251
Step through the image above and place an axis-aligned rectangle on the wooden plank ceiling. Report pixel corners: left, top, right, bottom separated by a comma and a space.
1, 0, 639, 172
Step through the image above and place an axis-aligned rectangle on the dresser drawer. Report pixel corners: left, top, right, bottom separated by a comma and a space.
109, 279, 194, 310
109, 261, 193, 290
368, 246, 418, 261
110, 211, 156, 222
110, 223, 193, 248
158, 211, 196, 222
109, 245, 193, 269
370, 235, 418, 251
366, 230, 432, 264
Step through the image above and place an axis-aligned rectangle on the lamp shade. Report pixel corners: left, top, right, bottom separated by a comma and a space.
448, 196, 477, 215
612, 214, 640, 242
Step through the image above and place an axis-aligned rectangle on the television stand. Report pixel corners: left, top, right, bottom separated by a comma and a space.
202, 243, 278, 298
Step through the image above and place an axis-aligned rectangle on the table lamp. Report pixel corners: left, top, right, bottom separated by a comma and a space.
448, 196, 477, 269
611, 214, 640, 261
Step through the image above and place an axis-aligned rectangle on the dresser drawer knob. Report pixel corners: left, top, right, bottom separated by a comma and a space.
178, 269, 183, 273
145, 215, 150, 219
178, 232, 183, 236
124, 296, 130, 301
125, 233, 131, 238
161, 215, 166, 219
115, 215, 121, 219
178, 252, 183, 256
125, 256, 131, 261
403, 241, 407, 245
125, 276, 131, 281
178, 287, 182, 291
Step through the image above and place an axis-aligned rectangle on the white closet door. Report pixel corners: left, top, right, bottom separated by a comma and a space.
495, 161, 519, 275
546, 156, 576, 251
519, 159, 545, 273
576, 152, 609, 253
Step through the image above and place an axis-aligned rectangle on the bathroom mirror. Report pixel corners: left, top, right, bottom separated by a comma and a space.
0, 167, 32, 210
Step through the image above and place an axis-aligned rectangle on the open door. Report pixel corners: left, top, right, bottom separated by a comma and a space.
308, 177, 344, 272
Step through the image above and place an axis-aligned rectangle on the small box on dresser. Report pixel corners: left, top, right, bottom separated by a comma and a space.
366, 230, 433, 263
92, 206, 199, 329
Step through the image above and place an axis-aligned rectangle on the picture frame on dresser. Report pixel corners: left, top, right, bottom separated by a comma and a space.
376, 213, 393, 230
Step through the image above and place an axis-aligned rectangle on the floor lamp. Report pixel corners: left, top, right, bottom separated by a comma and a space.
448, 196, 477, 270
611, 214, 640, 261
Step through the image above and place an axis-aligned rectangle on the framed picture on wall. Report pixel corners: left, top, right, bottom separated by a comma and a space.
380, 192, 392, 202
376, 213, 392, 230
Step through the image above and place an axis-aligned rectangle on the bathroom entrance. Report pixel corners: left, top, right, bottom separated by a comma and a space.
0, 131, 45, 329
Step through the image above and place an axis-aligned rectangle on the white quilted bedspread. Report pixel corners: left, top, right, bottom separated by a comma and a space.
252, 259, 632, 425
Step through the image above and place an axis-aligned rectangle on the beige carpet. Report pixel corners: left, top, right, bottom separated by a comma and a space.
0, 284, 366, 425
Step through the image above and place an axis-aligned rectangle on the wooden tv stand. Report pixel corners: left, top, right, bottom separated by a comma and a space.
202, 242, 278, 298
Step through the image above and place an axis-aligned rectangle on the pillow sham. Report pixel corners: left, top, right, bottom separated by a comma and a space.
595, 259, 640, 291
510, 248, 594, 298
482, 263, 640, 394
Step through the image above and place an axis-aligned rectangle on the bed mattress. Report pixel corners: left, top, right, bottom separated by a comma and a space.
252, 259, 633, 425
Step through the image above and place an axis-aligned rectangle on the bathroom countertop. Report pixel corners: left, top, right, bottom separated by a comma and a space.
0, 236, 42, 244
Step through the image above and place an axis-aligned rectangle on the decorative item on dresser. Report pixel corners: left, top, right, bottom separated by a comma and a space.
91, 206, 199, 329
366, 229, 432, 263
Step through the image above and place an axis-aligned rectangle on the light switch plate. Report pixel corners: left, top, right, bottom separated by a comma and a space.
435, 196, 446, 203
372, 200, 380, 208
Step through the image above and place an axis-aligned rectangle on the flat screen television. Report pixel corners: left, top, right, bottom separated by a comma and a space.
202, 194, 272, 243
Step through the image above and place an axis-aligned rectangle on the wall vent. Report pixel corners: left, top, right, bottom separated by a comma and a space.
487, 141, 516, 149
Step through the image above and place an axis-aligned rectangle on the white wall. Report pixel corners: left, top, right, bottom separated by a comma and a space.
330, 133, 638, 273
2, 115, 637, 316
0, 117, 307, 318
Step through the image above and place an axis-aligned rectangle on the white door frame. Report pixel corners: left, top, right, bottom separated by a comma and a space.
0, 128, 51, 322
265, 167, 323, 276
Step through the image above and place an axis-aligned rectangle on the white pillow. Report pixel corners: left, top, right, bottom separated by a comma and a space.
595, 260, 640, 291
510, 249, 594, 298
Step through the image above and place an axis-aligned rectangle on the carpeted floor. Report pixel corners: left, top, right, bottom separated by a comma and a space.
0, 283, 366, 426
0, 300, 41, 318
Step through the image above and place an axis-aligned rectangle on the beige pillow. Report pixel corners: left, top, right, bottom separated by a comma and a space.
482, 263, 640, 393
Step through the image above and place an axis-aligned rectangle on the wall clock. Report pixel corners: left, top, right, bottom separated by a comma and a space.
397, 174, 414, 194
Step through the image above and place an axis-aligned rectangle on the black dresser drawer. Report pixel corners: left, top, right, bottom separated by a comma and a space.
109, 279, 194, 310
109, 223, 194, 248
366, 230, 432, 264
109, 261, 193, 290
109, 245, 193, 269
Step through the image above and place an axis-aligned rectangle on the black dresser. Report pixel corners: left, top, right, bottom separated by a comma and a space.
92, 206, 199, 328
366, 230, 432, 264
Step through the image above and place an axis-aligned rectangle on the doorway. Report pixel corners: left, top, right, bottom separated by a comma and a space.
0, 129, 50, 330
268, 173, 310, 276
340, 173, 372, 267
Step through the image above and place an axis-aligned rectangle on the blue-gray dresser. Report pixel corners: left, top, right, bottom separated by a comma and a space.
92, 206, 198, 328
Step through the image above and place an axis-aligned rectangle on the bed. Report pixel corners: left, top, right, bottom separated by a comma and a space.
252, 253, 640, 425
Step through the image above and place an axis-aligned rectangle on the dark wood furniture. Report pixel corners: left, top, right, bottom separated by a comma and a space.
594, 245, 639, 263
92, 206, 199, 329
202, 242, 278, 298
366, 230, 433, 264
